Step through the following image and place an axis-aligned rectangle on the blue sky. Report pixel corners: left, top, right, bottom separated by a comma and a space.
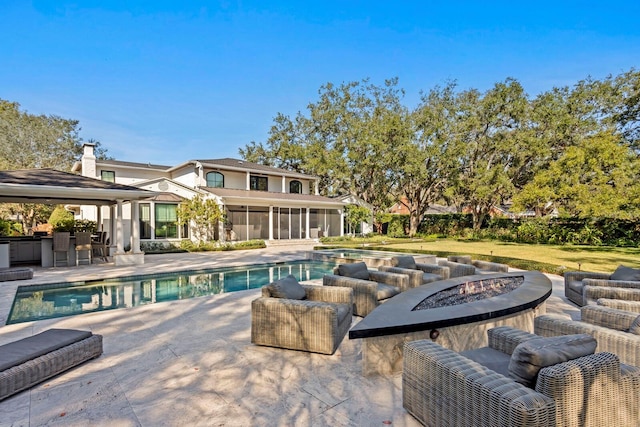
1, 1, 638, 165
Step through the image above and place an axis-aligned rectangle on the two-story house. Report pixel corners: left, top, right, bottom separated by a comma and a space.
71, 143, 345, 246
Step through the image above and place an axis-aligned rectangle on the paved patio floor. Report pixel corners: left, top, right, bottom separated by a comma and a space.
0, 244, 579, 426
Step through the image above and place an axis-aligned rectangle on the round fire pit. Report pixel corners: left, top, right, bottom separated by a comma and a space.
348, 271, 552, 376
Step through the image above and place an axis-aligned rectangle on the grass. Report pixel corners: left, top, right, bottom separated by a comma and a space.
319, 237, 640, 275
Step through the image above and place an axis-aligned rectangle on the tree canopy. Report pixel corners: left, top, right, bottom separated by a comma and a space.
241, 69, 640, 235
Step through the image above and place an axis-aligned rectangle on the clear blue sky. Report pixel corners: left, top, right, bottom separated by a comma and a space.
1, 1, 638, 165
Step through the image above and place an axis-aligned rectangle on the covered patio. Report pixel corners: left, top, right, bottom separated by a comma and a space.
0, 168, 157, 266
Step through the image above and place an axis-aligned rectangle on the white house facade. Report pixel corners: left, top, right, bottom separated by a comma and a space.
72, 144, 345, 247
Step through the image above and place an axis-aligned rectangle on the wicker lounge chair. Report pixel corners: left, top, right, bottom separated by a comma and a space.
437, 259, 477, 278
0, 329, 103, 401
447, 255, 510, 273
323, 262, 409, 317
251, 275, 353, 355
535, 305, 640, 367
564, 265, 640, 306
403, 326, 640, 427
378, 255, 449, 288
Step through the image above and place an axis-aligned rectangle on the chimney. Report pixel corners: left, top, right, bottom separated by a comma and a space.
81, 142, 97, 178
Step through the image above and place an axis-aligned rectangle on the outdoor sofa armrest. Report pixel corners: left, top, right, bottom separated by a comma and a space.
301, 284, 353, 305
583, 285, 640, 306
581, 305, 638, 331
415, 263, 450, 279
437, 260, 477, 278
368, 270, 409, 289
472, 260, 509, 272
597, 299, 640, 313
564, 271, 611, 283
323, 274, 379, 317
487, 326, 540, 355
377, 266, 423, 289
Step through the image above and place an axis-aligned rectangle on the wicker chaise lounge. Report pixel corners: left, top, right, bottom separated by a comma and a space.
403, 326, 640, 426
0, 329, 103, 401
251, 275, 353, 355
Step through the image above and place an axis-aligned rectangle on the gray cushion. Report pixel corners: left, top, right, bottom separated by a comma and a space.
610, 265, 640, 281
377, 283, 400, 300
269, 275, 306, 300
335, 304, 351, 323
629, 315, 640, 335
508, 334, 597, 387
0, 329, 93, 371
337, 262, 370, 280
394, 256, 417, 270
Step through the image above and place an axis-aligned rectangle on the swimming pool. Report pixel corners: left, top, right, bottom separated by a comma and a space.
7, 260, 338, 325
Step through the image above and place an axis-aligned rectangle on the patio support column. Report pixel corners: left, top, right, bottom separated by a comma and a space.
281, 176, 286, 193
340, 209, 344, 237
131, 200, 141, 253
115, 199, 124, 254
269, 206, 274, 240
306, 208, 310, 240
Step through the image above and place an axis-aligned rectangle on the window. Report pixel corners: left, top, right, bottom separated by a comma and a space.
206, 171, 224, 188
250, 175, 268, 191
289, 180, 302, 194
155, 204, 178, 238
139, 203, 151, 239
101, 170, 115, 182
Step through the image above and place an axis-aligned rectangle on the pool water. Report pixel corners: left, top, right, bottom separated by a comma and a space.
7, 260, 337, 325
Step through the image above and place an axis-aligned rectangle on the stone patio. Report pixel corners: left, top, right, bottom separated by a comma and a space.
0, 244, 579, 426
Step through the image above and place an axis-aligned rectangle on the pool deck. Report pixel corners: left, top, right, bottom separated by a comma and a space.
0, 243, 579, 426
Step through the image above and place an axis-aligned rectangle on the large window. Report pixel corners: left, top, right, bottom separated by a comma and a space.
101, 170, 115, 182
289, 180, 302, 194
206, 171, 224, 188
250, 175, 268, 191
155, 204, 178, 238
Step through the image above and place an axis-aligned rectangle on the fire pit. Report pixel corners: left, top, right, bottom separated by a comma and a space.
348, 271, 551, 376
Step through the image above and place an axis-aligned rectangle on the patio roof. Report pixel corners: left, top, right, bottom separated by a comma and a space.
0, 168, 157, 205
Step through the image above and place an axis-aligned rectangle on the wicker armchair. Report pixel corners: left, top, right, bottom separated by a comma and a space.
403, 326, 640, 427
535, 306, 640, 367
564, 266, 640, 306
378, 255, 449, 288
323, 262, 408, 317
251, 281, 353, 355
598, 298, 640, 312
447, 255, 509, 273
437, 259, 476, 278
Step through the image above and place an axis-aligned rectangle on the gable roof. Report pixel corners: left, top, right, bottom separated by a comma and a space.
0, 168, 156, 205
170, 158, 314, 179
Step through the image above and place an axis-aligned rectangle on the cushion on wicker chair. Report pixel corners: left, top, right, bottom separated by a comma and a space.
268, 275, 306, 300
629, 315, 640, 335
393, 256, 417, 270
610, 265, 640, 281
508, 333, 597, 387
337, 262, 370, 280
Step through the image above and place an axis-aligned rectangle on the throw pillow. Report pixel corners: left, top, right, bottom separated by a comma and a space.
269, 275, 306, 300
610, 265, 640, 281
337, 262, 370, 280
394, 256, 417, 270
508, 334, 597, 388
630, 315, 640, 335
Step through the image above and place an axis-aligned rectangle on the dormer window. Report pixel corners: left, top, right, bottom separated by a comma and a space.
101, 170, 115, 182
206, 171, 224, 188
290, 180, 302, 194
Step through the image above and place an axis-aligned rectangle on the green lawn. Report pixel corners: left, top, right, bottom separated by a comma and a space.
321, 238, 640, 274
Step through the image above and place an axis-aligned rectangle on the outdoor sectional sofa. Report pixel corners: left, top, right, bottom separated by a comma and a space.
377, 255, 449, 287
403, 326, 640, 426
0, 328, 103, 401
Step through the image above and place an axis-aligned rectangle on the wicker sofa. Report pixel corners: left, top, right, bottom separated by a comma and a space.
403, 326, 640, 427
447, 255, 510, 273
535, 305, 640, 367
564, 265, 640, 306
251, 276, 353, 355
377, 255, 449, 288
0, 329, 103, 401
323, 262, 409, 317
436, 259, 477, 278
